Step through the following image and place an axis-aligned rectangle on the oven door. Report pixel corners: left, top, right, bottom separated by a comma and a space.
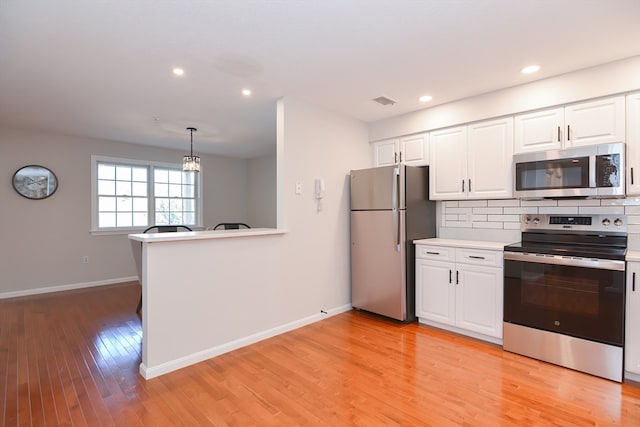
504, 252, 625, 346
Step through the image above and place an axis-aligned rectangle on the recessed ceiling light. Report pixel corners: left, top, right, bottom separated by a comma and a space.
419, 95, 433, 103
173, 67, 185, 76
521, 65, 540, 74
242, 88, 251, 96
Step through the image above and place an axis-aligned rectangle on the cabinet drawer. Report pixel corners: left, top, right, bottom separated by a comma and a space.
415, 245, 455, 262
455, 248, 502, 267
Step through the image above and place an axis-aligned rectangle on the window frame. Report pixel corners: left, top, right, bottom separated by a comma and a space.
90, 155, 203, 234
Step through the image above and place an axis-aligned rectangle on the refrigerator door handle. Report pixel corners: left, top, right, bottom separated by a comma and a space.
396, 211, 401, 251
392, 166, 399, 210
393, 167, 401, 251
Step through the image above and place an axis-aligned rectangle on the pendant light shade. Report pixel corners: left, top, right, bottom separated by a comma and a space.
183, 127, 200, 172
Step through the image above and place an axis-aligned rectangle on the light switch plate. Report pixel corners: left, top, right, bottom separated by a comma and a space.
295, 181, 302, 195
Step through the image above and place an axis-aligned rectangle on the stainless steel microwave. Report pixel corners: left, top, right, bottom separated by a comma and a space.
513, 142, 625, 199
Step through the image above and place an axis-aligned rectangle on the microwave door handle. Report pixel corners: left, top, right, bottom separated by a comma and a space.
589, 155, 596, 188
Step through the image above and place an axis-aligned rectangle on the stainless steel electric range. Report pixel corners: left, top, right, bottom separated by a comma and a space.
503, 214, 627, 382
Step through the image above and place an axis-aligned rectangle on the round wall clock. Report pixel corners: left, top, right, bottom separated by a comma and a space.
12, 165, 59, 200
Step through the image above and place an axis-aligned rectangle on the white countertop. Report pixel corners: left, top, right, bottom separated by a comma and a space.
627, 250, 640, 261
413, 238, 513, 251
129, 227, 286, 243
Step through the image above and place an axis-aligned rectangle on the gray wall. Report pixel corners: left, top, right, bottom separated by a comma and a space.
0, 127, 272, 296
247, 152, 277, 228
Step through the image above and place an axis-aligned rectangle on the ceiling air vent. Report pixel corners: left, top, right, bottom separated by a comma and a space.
372, 96, 397, 106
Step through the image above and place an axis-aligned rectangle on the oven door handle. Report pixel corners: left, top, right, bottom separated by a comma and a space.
504, 251, 625, 271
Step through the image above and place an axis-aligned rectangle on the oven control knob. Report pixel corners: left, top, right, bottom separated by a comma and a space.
532, 217, 540, 225
602, 218, 611, 226
524, 216, 530, 224
614, 218, 623, 227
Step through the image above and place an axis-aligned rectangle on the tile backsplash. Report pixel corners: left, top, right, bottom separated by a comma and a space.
438, 197, 640, 249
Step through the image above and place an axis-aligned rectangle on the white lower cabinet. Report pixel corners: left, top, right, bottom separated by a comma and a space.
415, 244, 503, 343
626, 262, 640, 378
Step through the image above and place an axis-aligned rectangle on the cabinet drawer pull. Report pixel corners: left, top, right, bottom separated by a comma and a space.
634, 272, 636, 292
469, 255, 485, 260
461, 180, 465, 192
567, 124, 571, 141
456, 270, 459, 285
449, 270, 452, 284
632, 167, 635, 185
426, 251, 440, 255
557, 126, 561, 142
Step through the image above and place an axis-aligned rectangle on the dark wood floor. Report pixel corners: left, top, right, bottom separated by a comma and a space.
1, 282, 640, 426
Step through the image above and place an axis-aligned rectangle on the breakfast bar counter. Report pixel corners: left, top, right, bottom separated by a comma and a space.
129, 228, 287, 379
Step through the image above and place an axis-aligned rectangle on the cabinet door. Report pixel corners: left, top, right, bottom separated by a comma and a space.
400, 133, 429, 166
627, 92, 640, 195
564, 96, 625, 148
372, 139, 399, 167
626, 263, 640, 375
415, 259, 455, 325
514, 107, 564, 153
467, 117, 514, 199
456, 264, 503, 339
429, 126, 467, 200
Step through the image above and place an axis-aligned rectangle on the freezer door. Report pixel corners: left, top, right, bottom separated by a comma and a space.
350, 165, 405, 210
351, 210, 407, 320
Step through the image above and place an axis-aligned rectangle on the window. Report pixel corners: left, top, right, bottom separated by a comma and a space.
92, 156, 201, 232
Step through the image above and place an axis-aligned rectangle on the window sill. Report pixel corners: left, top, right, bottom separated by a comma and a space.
90, 226, 204, 236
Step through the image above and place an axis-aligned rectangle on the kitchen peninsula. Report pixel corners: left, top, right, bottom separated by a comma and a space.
129, 228, 287, 379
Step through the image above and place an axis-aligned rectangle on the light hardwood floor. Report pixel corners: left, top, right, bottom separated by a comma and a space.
1, 281, 639, 426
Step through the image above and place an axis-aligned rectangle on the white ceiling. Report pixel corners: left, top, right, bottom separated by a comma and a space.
2, 0, 640, 158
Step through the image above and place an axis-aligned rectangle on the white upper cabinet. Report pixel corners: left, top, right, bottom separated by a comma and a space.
467, 118, 514, 199
372, 138, 399, 167
400, 133, 429, 166
371, 133, 429, 167
565, 96, 625, 147
627, 92, 640, 195
430, 118, 513, 200
429, 126, 468, 200
514, 107, 564, 152
514, 96, 625, 154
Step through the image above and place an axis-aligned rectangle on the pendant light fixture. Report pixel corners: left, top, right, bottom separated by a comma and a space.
183, 127, 200, 172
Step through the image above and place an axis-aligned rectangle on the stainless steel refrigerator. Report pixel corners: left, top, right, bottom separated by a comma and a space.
350, 165, 435, 322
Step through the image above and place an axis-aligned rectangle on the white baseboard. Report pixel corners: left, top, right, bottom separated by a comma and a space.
140, 304, 354, 379
0, 276, 138, 300
625, 371, 640, 383
417, 317, 503, 346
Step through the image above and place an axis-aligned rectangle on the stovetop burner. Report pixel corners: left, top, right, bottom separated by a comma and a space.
504, 214, 628, 261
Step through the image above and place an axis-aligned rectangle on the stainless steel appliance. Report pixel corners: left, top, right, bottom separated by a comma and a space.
513, 142, 625, 199
503, 214, 627, 382
350, 165, 435, 322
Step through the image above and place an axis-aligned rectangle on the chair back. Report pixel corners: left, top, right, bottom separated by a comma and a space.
143, 225, 193, 233
212, 223, 250, 230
